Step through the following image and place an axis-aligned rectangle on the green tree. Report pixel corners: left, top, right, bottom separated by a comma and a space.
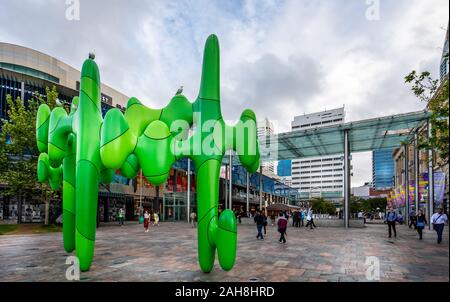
0, 86, 61, 224
405, 55, 449, 166
311, 197, 336, 215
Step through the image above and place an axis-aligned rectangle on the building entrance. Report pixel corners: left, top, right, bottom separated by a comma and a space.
162, 192, 196, 221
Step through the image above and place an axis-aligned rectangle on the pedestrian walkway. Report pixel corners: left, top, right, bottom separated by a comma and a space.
0, 222, 447, 282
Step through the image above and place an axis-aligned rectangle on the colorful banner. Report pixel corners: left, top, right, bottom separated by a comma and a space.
389, 172, 447, 208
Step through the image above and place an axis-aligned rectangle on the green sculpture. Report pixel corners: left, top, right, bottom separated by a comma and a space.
36, 34, 260, 273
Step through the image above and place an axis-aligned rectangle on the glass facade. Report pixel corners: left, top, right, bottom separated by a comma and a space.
372, 148, 395, 189
0, 75, 74, 121
277, 159, 292, 177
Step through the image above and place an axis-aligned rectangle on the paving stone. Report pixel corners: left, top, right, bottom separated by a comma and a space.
0, 223, 447, 282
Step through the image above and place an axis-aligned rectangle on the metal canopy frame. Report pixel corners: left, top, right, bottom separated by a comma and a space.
260, 110, 430, 161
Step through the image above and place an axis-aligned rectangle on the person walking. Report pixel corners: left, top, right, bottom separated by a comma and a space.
431, 208, 448, 244
292, 211, 297, 227
300, 209, 305, 227
277, 212, 288, 244
415, 209, 427, 240
397, 211, 404, 225
385, 207, 398, 238
305, 209, 316, 229
143, 211, 150, 232
190, 211, 197, 228
153, 211, 160, 226
262, 211, 268, 235
118, 208, 125, 226
254, 211, 264, 240
409, 208, 417, 229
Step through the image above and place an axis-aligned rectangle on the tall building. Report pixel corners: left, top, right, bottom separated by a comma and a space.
291, 107, 345, 199
277, 159, 292, 177
372, 148, 395, 190
277, 159, 292, 187
440, 23, 449, 81
257, 117, 274, 173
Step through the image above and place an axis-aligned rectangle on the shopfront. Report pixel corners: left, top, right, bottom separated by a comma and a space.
162, 192, 196, 221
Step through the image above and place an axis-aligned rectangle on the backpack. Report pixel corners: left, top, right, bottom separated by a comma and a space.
278, 218, 287, 229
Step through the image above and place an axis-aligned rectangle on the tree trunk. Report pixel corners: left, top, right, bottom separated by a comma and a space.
44, 201, 50, 225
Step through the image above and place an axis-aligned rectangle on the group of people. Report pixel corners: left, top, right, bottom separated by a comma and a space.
254, 209, 317, 244
385, 206, 448, 243
143, 210, 160, 232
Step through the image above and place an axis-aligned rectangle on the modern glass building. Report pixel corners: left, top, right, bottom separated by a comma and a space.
372, 148, 395, 190
440, 23, 449, 81
0, 42, 134, 224
277, 159, 292, 177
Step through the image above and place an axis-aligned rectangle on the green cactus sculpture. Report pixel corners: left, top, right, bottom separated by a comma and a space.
36, 60, 114, 271
36, 34, 260, 273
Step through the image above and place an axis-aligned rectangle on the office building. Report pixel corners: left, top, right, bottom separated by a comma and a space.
257, 117, 274, 173
291, 107, 345, 199
372, 148, 395, 190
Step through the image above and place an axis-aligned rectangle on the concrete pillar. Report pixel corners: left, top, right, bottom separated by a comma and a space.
20, 81, 25, 101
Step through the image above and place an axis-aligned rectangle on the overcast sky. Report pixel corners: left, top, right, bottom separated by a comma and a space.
0, 0, 448, 186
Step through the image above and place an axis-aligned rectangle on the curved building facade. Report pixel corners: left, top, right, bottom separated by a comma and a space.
0, 42, 128, 120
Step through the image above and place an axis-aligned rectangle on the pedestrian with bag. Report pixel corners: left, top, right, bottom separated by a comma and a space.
415, 209, 427, 240
305, 209, 316, 229
431, 207, 448, 244
385, 207, 398, 238
143, 210, 150, 232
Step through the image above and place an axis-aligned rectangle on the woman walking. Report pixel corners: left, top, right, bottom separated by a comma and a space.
153, 211, 160, 226
415, 210, 427, 240
143, 211, 150, 232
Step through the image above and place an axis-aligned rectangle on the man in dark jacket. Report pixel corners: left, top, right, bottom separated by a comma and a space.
254, 211, 265, 240
277, 212, 288, 244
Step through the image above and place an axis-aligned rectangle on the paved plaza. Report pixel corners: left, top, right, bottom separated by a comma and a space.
0, 222, 448, 282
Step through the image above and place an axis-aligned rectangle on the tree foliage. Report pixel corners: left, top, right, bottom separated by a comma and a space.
311, 197, 336, 215
405, 54, 449, 166
0, 86, 61, 205
350, 196, 387, 214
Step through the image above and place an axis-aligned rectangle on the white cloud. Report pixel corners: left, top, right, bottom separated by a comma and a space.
0, 0, 447, 187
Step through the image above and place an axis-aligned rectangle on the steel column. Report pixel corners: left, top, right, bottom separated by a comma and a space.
187, 158, 191, 223
427, 120, 434, 230
404, 144, 410, 225
259, 166, 263, 211
344, 129, 350, 229
246, 172, 250, 215
225, 164, 228, 209
414, 133, 419, 214
229, 151, 233, 210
